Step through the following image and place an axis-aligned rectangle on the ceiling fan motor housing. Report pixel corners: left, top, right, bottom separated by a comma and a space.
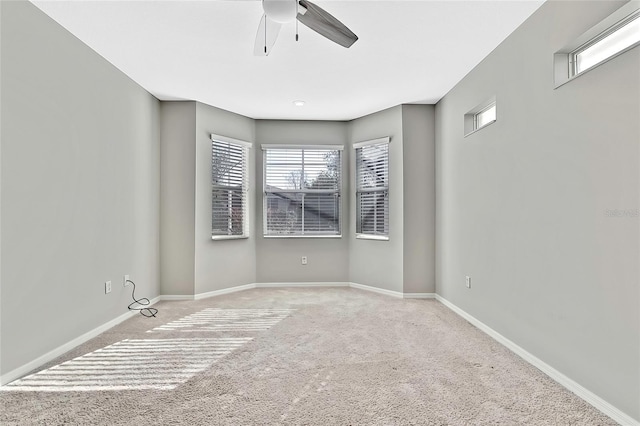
262, 0, 298, 23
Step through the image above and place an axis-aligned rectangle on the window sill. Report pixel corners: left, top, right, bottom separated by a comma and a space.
356, 234, 389, 241
263, 235, 342, 239
464, 119, 496, 137
211, 235, 249, 241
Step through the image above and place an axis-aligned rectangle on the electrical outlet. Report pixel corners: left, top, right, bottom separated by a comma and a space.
301, 256, 308, 265
465, 276, 471, 289
105, 281, 112, 294
124, 274, 130, 287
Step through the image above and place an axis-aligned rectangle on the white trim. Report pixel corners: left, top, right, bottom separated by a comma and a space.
210, 133, 252, 148
159, 294, 195, 301
464, 96, 497, 137
403, 293, 436, 299
356, 233, 389, 241
211, 235, 249, 241
0, 296, 161, 386
257, 282, 350, 288
263, 235, 343, 239
193, 283, 257, 300
352, 137, 390, 149
434, 295, 639, 426
349, 282, 404, 298
553, 1, 640, 88
261, 144, 344, 151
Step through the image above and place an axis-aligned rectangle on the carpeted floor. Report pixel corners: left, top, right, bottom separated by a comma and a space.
0, 287, 616, 425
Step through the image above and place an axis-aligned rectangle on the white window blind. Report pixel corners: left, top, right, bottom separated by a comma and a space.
263, 146, 342, 236
355, 139, 389, 239
211, 135, 250, 239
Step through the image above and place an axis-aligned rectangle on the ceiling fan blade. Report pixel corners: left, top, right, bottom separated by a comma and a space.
296, 0, 358, 48
254, 14, 282, 56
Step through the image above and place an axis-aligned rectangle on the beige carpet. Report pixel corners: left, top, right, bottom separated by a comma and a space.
0, 287, 616, 425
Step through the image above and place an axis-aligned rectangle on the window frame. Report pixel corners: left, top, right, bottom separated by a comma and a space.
474, 102, 497, 132
553, 2, 640, 88
464, 97, 497, 137
262, 144, 344, 238
570, 10, 640, 78
354, 137, 390, 241
211, 134, 251, 241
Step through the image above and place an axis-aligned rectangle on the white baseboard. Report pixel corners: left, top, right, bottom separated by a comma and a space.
193, 283, 257, 300
349, 282, 404, 298
435, 295, 638, 426
159, 294, 195, 301
403, 292, 436, 299
0, 296, 162, 386
257, 282, 350, 288
349, 283, 435, 299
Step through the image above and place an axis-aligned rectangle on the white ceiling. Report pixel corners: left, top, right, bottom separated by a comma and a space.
31, 0, 545, 121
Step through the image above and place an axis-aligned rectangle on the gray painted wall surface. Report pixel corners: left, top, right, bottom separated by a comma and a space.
194, 102, 256, 293
348, 106, 404, 292
401, 105, 435, 294
255, 120, 349, 283
435, 0, 639, 420
160, 102, 196, 296
160, 101, 256, 295
1, 1, 160, 375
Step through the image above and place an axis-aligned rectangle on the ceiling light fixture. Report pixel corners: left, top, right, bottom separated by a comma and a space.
293, 100, 305, 107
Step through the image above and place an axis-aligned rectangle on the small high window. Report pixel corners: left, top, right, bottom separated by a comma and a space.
554, 3, 639, 88
464, 97, 497, 137
475, 103, 497, 131
571, 11, 639, 76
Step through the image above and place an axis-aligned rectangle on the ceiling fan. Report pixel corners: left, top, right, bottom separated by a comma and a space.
255, 0, 358, 55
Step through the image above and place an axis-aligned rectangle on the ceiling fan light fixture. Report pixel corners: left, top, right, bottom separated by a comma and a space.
293, 100, 306, 107
262, 0, 298, 24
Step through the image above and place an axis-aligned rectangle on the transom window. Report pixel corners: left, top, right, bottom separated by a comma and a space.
475, 103, 497, 130
571, 10, 640, 76
354, 137, 390, 240
211, 134, 250, 239
263, 145, 342, 237
554, 2, 639, 88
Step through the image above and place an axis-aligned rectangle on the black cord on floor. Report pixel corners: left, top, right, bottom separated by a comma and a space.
126, 279, 158, 317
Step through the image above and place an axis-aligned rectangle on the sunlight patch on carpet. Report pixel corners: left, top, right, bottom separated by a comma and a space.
148, 308, 296, 332
2, 338, 252, 392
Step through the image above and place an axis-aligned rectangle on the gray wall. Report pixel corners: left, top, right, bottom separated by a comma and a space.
348, 106, 404, 292
402, 105, 435, 294
160, 102, 196, 296
1, 0, 160, 375
194, 102, 256, 293
255, 120, 350, 283
435, 0, 639, 420
160, 101, 256, 295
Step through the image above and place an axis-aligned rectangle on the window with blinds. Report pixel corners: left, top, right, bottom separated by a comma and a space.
355, 138, 389, 240
211, 135, 250, 239
263, 145, 342, 237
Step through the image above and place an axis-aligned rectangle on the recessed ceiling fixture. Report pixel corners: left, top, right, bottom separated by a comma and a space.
255, 0, 358, 56
293, 100, 306, 107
